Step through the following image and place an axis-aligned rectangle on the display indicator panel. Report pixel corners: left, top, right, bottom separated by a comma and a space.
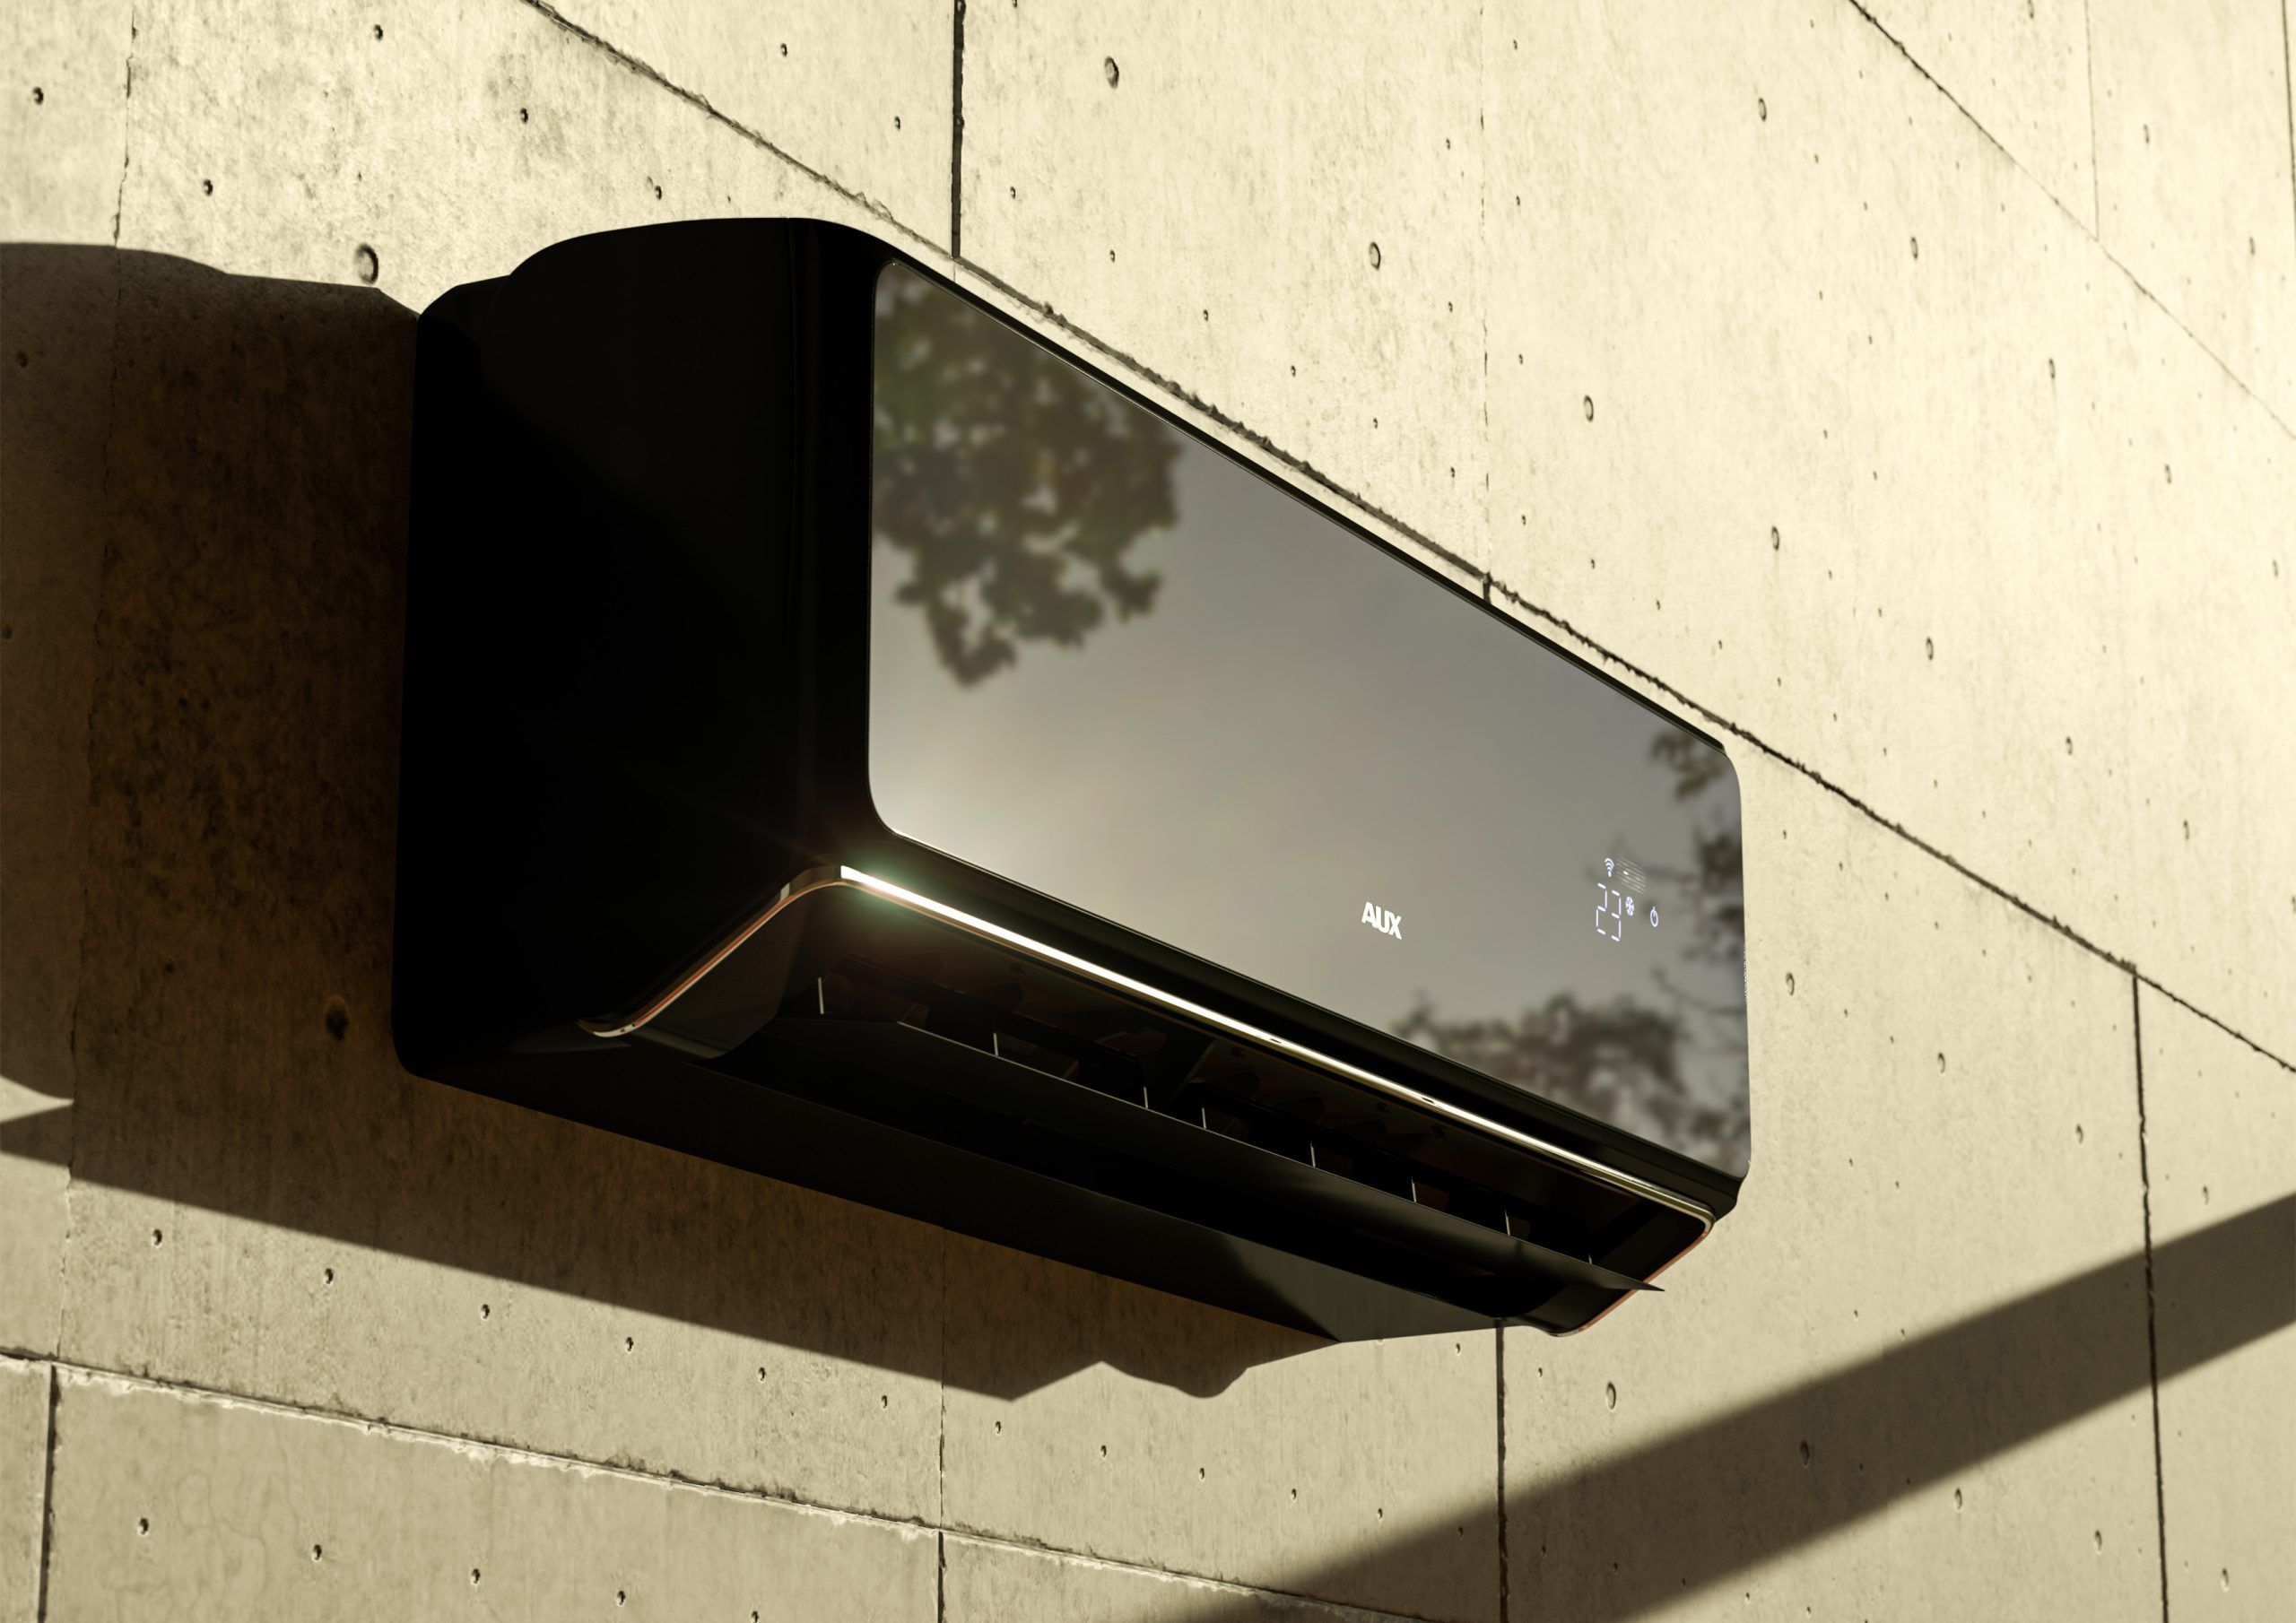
868, 265, 1750, 1176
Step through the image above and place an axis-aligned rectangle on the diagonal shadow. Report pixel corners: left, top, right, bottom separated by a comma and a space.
1169, 1192, 2294, 1620
0, 241, 1315, 1401
12, 235, 2284, 1617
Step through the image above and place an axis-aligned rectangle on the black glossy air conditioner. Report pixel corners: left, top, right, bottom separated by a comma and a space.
393, 219, 1751, 1340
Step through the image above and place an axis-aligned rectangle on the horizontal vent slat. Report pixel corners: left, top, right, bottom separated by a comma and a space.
804, 950, 1632, 1266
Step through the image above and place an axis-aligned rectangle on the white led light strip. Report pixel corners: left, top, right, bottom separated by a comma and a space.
588, 863, 1712, 1232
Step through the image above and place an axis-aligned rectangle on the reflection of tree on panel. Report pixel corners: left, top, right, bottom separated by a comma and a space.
1645, 730, 1746, 995
1396, 730, 1750, 1172
1393, 994, 1727, 1158
873, 268, 1181, 684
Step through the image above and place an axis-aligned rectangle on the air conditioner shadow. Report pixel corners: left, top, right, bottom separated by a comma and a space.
0, 242, 1313, 1401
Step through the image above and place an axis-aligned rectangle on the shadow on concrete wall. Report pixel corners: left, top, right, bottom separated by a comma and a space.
1168, 1191, 2295, 1620
10, 244, 2285, 1607
2, 242, 109, 1113
0, 243, 1311, 1401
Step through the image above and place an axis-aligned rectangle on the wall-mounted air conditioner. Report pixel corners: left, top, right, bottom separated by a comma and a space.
393, 219, 1752, 1340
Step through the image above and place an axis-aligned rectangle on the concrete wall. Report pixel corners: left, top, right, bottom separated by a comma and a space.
4, 2, 2290, 1618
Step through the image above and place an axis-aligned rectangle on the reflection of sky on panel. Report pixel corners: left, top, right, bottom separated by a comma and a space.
868, 299, 1744, 1170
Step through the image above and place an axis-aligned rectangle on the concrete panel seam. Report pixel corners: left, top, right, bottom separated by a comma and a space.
37, 4, 138, 1379
28, 1355, 1444, 1616
948, 0, 964, 257
534, 0, 2296, 974
1841, 0, 2295, 435
46, 1358, 935, 1531
2283, 0, 2296, 265
108, 9, 131, 246
933, 1516, 1453, 1622
1483, 42, 1500, 1599
1479, 4, 1492, 516
1492, 1325, 1509, 1623
33, 1362, 57, 1623
518, 0, 1525, 526
100, 1359, 935, 1527
2130, 980, 2172, 1623
1484, 577, 2296, 1081
2083, 0, 2103, 232
2130, 985, 2292, 1081
537, 0, 2296, 996
944, 255, 1485, 586
942, 1534, 1448, 1622
514, 0, 935, 252
544, 0, 2296, 478
1844, 0, 2073, 213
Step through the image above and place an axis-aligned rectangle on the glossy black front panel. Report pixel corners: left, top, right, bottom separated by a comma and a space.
867, 265, 1750, 1176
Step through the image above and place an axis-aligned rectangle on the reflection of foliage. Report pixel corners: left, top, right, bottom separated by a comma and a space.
1648, 729, 1728, 800
1394, 994, 1743, 1163
1643, 732, 1745, 1008
874, 267, 1180, 683
1399, 728, 1751, 1171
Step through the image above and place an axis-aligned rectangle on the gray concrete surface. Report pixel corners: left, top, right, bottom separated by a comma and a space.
36, 243, 941, 1513
543, 0, 957, 245
944, 1536, 1408, 1622
0, 1359, 48, 1623
941, 1250, 1498, 1619
0, 2, 126, 246
2143, 987, 2295, 1620
1483, 0, 2296, 1065
4, 1, 2292, 1618
0, 236, 105, 1360
1863, 0, 2099, 227
1495, 747, 2159, 1619
2089, 0, 2296, 422
39, 1371, 937, 1620
963, 2, 1491, 552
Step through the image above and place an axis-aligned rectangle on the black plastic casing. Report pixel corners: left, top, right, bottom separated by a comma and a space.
394, 219, 1746, 1340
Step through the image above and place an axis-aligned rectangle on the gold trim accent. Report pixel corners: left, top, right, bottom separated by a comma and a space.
578, 866, 858, 1039
586, 864, 1716, 1255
